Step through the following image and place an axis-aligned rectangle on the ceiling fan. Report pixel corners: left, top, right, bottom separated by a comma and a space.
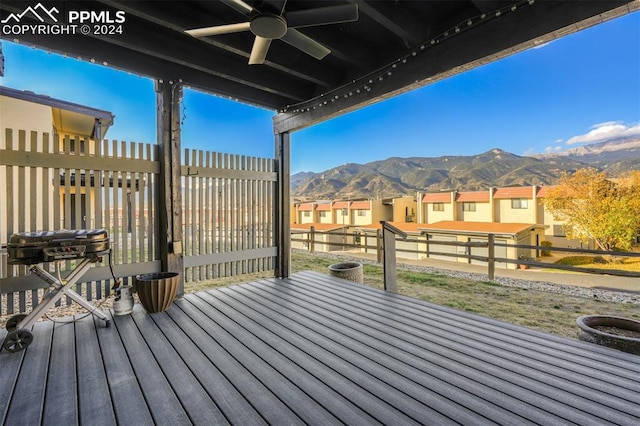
185, 0, 359, 65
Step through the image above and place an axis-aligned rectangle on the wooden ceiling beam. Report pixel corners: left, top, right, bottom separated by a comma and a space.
346, 0, 426, 46
469, 1, 503, 14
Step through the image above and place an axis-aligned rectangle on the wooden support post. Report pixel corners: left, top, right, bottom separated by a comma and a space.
487, 233, 495, 280
376, 229, 382, 263
156, 81, 184, 295
309, 226, 315, 253
274, 131, 291, 278
381, 221, 408, 293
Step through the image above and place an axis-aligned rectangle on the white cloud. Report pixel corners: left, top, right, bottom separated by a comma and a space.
544, 145, 563, 153
565, 121, 640, 145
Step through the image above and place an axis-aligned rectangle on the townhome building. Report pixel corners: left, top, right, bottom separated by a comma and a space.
419, 186, 589, 249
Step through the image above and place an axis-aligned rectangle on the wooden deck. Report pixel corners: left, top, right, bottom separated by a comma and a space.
1, 271, 639, 425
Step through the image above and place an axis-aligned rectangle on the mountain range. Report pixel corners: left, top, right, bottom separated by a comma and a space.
291, 138, 640, 200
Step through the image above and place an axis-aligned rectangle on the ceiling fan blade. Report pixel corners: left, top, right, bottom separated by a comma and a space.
249, 36, 272, 65
281, 29, 330, 60
185, 22, 250, 37
285, 4, 358, 28
220, 0, 256, 15
262, 0, 288, 15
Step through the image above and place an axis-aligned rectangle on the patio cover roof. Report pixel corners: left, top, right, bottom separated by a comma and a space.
0, 85, 114, 139
1, 1, 637, 132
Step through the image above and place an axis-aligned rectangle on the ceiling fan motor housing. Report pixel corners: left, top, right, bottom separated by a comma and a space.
250, 14, 287, 39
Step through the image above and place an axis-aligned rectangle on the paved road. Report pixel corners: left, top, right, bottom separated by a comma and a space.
342, 251, 640, 294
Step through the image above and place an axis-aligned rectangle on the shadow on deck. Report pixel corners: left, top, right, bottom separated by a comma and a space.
1, 271, 639, 425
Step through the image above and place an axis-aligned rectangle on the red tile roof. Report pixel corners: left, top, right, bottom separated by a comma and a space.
332, 201, 349, 209
535, 186, 556, 198
422, 221, 539, 235
291, 223, 347, 231
493, 187, 534, 199
456, 191, 489, 202
315, 203, 331, 211
350, 201, 371, 210
356, 222, 424, 233
297, 203, 315, 211
422, 193, 451, 203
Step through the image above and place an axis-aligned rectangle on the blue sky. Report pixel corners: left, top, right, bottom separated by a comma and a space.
1, 11, 638, 174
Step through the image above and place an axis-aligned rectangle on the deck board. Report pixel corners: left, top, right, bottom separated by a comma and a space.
0, 331, 23, 425
1, 271, 639, 425
187, 293, 382, 425
95, 310, 154, 425
75, 315, 116, 425
5, 320, 53, 426
111, 312, 191, 424
128, 308, 229, 425
43, 321, 78, 425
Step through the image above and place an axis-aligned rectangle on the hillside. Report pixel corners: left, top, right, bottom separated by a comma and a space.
292, 139, 640, 200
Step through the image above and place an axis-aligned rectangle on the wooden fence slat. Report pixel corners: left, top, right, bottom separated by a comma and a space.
5, 129, 15, 315
191, 149, 197, 280
17, 131, 27, 312
198, 150, 205, 281
147, 143, 155, 265
121, 141, 129, 270
204, 151, 212, 280
103, 140, 112, 298
28, 132, 38, 308
183, 149, 190, 281
223, 153, 229, 277
213, 153, 220, 279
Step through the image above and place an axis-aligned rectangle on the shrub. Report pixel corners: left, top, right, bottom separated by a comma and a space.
540, 240, 553, 256
554, 256, 605, 266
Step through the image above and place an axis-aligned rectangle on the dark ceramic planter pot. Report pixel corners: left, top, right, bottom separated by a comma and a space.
577, 315, 640, 355
328, 262, 363, 284
135, 272, 180, 313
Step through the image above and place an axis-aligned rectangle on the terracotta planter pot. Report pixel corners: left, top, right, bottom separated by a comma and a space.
329, 262, 363, 284
135, 272, 180, 313
577, 315, 640, 355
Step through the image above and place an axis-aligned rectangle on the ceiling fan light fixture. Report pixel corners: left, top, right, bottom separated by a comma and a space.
250, 14, 287, 39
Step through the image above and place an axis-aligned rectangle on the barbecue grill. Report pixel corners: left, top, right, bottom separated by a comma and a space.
2, 229, 112, 353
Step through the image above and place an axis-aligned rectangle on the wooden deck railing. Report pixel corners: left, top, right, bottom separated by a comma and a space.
291, 227, 640, 282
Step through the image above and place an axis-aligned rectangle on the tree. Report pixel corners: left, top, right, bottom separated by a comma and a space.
543, 168, 640, 252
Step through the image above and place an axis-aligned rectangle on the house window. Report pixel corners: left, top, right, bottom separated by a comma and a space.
511, 198, 528, 209
553, 225, 566, 237
462, 202, 476, 212
357, 209, 367, 217
341, 208, 349, 216
69, 139, 86, 154
303, 211, 310, 217
432, 203, 444, 212
318, 211, 326, 218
